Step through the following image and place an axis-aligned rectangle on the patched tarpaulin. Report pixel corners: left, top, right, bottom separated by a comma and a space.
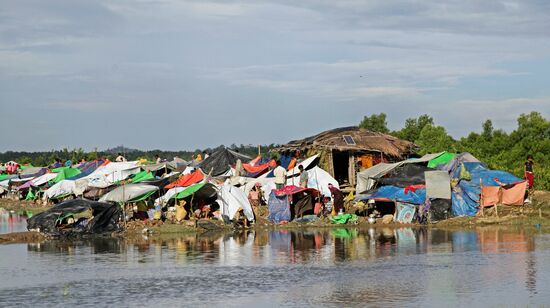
267, 191, 291, 223
425, 171, 451, 199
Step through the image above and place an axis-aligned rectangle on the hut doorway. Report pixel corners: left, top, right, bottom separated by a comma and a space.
332, 150, 350, 185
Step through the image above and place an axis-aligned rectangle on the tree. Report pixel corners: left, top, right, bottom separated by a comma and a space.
415, 124, 456, 155
393, 114, 434, 142
358, 113, 389, 133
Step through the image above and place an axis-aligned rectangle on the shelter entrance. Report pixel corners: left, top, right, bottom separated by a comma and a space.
332, 150, 350, 185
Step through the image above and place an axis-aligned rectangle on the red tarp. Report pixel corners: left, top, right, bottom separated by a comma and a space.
165, 170, 204, 189
273, 185, 318, 197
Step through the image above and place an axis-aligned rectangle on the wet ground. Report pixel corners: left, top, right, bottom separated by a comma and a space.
0, 218, 549, 306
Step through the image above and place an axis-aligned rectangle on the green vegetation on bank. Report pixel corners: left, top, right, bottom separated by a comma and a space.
359, 111, 550, 190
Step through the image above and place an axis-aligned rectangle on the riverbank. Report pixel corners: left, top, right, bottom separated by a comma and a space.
2, 191, 550, 244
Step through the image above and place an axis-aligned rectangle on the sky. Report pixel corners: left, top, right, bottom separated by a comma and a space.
1, 0, 549, 152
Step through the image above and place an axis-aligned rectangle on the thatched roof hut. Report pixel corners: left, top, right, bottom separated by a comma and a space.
275, 127, 416, 186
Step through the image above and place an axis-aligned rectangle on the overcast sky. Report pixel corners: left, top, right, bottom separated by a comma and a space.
1, 0, 549, 151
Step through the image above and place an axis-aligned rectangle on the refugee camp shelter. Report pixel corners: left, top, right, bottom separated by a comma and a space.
274, 127, 416, 186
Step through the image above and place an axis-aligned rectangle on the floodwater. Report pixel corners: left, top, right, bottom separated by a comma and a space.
1, 221, 550, 307
0, 212, 27, 234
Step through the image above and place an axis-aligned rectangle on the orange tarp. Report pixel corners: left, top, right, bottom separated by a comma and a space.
501, 181, 527, 205
481, 181, 527, 207
481, 186, 500, 207
243, 163, 269, 174
165, 170, 204, 189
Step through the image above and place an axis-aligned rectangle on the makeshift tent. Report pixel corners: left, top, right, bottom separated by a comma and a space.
81, 162, 141, 189
27, 199, 122, 236
267, 191, 291, 223
218, 182, 254, 221
355, 152, 444, 194
171, 182, 217, 200
378, 164, 434, 187
369, 185, 426, 205
19, 167, 47, 179
130, 170, 155, 183
427, 152, 456, 168
51, 167, 81, 184
425, 171, 451, 199
199, 147, 251, 177
165, 169, 204, 189
154, 187, 187, 206
99, 184, 159, 203
43, 180, 77, 200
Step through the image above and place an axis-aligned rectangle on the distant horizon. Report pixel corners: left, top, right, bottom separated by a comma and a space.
0, 112, 546, 153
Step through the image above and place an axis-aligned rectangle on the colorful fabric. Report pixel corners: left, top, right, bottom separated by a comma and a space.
395, 202, 416, 223
131, 170, 154, 184
267, 191, 291, 223
51, 167, 81, 184
525, 171, 534, 188
330, 214, 358, 224
165, 170, 204, 188
172, 182, 206, 200
428, 152, 456, 168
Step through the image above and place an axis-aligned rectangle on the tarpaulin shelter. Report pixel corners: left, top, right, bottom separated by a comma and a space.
268, 185, 319, 222
165, 169, 204, 189
171, 182, 217, 200
27, 199, 122, 236
19, 167, 47, 179
356, 152, 444, 194
50, 167, 81, 184
199, 147, 251, 177
378, 164, 435, 187
218, 182, 255, 221
43, 180, 77, 201
99, 184, 159, 203
427, 152, 456, 168
130, 170, 155, 184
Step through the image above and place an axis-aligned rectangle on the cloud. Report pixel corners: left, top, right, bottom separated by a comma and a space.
45, 101, 112, 112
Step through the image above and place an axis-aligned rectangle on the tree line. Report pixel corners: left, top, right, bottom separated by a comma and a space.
359, 111, 550, 190
0, 144, 279, 168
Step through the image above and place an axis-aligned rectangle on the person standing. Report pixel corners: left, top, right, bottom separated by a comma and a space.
525, 155, 535, 191
155, 154, 162, 164
328, 183, 344, 215
298, 165, 308, 188
115, 153, 126, 162
273, 160, 287, 190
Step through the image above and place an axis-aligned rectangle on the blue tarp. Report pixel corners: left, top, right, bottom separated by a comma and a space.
267, 191, 291, 223
266, 155, 292, 178
370, 185, 426, 205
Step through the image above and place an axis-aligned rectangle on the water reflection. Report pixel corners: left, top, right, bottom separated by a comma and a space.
0, 212, 27, 234
25, 227, 537, 263
1, 226, 545, 306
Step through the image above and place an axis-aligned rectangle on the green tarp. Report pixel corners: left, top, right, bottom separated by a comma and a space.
330, 214, 358, 224
51, 167, 81, 184
130, 171, 154, 184
172, 182, 206, 200
427, 152, 456, 168
0, 174, 9, 181
129, 190, 157, 202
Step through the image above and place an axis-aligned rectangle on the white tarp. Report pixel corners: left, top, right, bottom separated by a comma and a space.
218, 182, 254, 221
81, 161, 140, 188
425, 171, 451, 199
154, 187, 186, 206
43, 180, 76, 200
99, 184, 159, 203
241, 166, 339, 198
301, 166, 339, 197
286, 154, 319, 177
31, 173, 58, 186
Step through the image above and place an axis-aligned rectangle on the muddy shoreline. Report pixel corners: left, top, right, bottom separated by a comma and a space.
2, 190, 550, 245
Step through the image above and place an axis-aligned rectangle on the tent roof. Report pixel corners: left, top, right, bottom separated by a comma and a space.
99, 184, 159, 203
275, 126, 416, 158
